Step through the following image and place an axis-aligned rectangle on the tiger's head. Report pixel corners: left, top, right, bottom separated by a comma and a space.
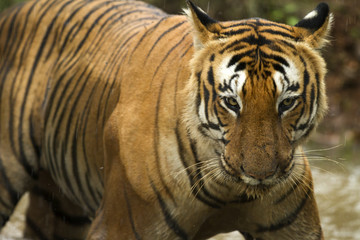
183, 1, 332, 195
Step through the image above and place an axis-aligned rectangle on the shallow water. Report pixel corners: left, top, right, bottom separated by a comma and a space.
309, 140, 360, 240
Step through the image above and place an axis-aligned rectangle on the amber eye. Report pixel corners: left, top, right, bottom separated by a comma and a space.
282, 98, 294, 106
279, 98, 296, 114
227, 97, 238, 106
224, 97, 240, 112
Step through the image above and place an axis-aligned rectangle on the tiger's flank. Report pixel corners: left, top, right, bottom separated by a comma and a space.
0, 0, 332, 239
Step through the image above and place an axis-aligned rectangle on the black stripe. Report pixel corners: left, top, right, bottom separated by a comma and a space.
298, 84, 315, 131
52, 69, 93, 205
29, 112, 41, 160
124, 187, 142, 240
195, 71, 202, 115
154, 77, 176, 203
207, 66, 217, 103
59, 21, 80, 56
257, 187, 311, 232
274, 165, 305, 204
273, 63, 286, 76
202, 82, 210, 121
228, 49, 254, 67
60, 140, 80, 204
0, 157, 19, 206
79, 80, 103, 208
180, 42, 193, 58
213, 104, 228, 127
261, 52, 289, 67
175, 125, 221, 209
259, 29, 296, 40
221, 28, 251, 36
257, 22, 293, 32
152, 31, 190, 80
271, 77, 277, 97
17, 0, 67, 178
315, 73, 321, 113
146, 21, 186, 59
201, 122, 220, 131
51, 66, 87, 125
74, 7, 145, 55
128, 16, 169, 61
221, 22, 248, 29
197, 125, 212, 138
71, 118, 95, 213
150, 180, 188, 240
287, 83, 300, 92
241, 34, 272, 46
43, 60, 80, 124
235, 62, 246, 72
189, 139, 227, 206
66, 1, 117, 42
1, 4, 22, 63
58, 1, 86, 37
301, 68, 310, 103
63, 69, 98, 208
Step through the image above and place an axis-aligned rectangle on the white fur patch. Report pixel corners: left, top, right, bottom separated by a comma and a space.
216, 56, 247, 116
304, 10, 318, 20
274, 59, 301, 108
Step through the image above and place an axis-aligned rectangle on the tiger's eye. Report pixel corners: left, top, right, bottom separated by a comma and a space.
279, 97, 297, 114
224, 97, 240, 112
227, 97, 238, 106
282, 98, 294, 106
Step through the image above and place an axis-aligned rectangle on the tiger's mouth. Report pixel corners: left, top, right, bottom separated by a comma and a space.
219, 153, 295, 188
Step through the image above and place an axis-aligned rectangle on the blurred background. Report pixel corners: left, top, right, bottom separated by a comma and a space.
0, 0, 359, 239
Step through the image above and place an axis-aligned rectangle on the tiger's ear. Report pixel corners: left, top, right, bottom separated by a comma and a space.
294, 2, 333, 49
185, 0, 222, 50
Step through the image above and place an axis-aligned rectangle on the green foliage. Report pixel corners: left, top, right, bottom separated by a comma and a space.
270, 3, 299, 25
0, 0, 25, 12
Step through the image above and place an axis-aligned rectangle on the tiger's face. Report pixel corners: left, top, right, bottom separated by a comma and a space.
184, 2, 331, 193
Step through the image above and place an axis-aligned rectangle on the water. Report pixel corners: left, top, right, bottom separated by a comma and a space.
309, 141, 360, 240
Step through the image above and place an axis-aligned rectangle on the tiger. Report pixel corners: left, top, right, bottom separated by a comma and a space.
0, 0, 332, 239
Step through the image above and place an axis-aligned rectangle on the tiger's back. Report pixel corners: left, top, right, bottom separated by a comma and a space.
0, 0, 189, 214
0, 0, 332, 239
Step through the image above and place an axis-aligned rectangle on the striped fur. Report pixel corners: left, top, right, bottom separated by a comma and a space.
0, 0, 331, 239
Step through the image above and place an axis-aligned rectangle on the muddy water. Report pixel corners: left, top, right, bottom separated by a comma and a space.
1, 142, 359, 240
308, 141, 360, 240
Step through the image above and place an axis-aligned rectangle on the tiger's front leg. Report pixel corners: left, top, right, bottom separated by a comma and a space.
86, 108, 203, 240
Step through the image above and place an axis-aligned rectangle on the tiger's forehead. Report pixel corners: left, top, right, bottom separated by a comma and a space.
214, 53, 301, 98
211, 19, 302, 96
218, 18, 295, 40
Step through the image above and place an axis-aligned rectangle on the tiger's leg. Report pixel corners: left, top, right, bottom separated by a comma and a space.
0, 153, 35, 228
23, 171, 91, 239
